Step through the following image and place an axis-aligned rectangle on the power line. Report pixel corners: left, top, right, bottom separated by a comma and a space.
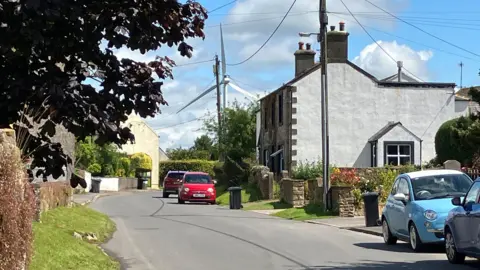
364, 0, 480, 58
339, 0, 424, 82
226, 0, 297, 66
329, 14, 480, 63
154, 113, 213, 130
174, 58, 214, 67
208, 0, 237, 14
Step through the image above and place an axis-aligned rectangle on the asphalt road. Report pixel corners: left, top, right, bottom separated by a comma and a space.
91, 191, 480, 270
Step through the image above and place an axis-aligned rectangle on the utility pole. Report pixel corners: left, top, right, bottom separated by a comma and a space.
459, 62, 464, 89
319, 0, 330, 212
214, 55, 223, 160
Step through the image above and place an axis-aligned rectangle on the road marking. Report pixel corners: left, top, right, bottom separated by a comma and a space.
116, 218, 158, 270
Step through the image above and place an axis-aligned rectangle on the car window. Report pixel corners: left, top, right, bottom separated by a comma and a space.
184, 174, 211, 184
167, 173, 185, 179
390, 179, 399, 195
411, 174, 473, 200
397, 178, 411, 200
464, 182, 480, 206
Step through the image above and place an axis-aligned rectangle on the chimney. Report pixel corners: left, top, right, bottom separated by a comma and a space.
294, 41, 315, 77
397, 61, 403, 82
327, 21, 349, 63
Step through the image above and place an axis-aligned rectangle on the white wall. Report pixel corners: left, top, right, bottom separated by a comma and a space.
292, 63, 456, 167
95, 177, 119, 192
84, 171, 92, 192
454, 100, 470, 117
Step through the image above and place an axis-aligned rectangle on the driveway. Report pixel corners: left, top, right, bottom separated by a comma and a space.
91, 191, 479, 270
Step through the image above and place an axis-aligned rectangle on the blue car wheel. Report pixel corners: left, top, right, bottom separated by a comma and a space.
409, 223, 424, 252
382, 218, 397, 245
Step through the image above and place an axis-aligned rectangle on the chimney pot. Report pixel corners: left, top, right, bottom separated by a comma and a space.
306, 43, 312, 50
330, 25, 335, 31
298, 42, 304, 50
339, 21, 345, 31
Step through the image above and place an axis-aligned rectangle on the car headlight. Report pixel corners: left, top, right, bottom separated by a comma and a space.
183, 187, 189, 192
424, 210, 438, 220
207, 188, 214, 193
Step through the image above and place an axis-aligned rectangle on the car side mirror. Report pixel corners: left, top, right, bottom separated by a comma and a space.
212, 180, 217, 185
393, 193, 407, 202
451, 197, 462, 206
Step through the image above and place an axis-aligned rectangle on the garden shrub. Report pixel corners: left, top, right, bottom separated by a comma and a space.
292, 160, 334, 180
86, 163, 101, 176
130, 152, 152, 171
435, 116, 475, 165
0, 130, 36, 269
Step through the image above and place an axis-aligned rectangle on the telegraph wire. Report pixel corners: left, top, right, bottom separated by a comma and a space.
154, 113, 212, 130
225, 0, 297, 66
208, 0, 238, 14
174, 58, 214, 67
363, 0, 480, 58
339, 0, 424, 82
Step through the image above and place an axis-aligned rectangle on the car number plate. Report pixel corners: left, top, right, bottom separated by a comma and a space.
193, 193, 205, 198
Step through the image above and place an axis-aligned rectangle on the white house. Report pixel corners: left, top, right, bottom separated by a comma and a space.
121, 113, 160, 189
257, 22, 470, 173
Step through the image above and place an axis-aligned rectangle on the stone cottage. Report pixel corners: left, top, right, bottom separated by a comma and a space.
257, 22, 470, 174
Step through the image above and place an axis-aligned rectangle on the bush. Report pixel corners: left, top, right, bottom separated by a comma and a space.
158, 160, 218, 181
119, 157, 132, 176
87, 163, 101, 176
130, 153, 152, 171
435, 116, 475, 165
292, 160, 334, 180
0, 131, 36, 269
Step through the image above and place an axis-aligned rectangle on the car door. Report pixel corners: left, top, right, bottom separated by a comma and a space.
455, 182, 480, 251
469, 184, 480, 255
392, 177, 411, 236
385, 179, 400, 233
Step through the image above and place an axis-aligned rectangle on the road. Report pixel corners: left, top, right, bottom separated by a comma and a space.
91, 191, 479, 270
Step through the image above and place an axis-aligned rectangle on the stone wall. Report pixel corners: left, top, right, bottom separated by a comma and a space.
249, 166, 273, 200
305, 179, 323, 205
281, 178, 305, 207
330, 186, 355, 217
32, 181, 72, 221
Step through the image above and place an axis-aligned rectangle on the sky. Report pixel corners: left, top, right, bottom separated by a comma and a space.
115, 0, 480, 150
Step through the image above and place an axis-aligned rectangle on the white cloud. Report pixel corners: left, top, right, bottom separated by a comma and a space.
220, 0, 409, 66
352, 40, 433, 81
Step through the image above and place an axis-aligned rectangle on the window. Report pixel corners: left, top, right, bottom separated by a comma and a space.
271, 101, 275, 127
384, 142, 413, 166
167, 172, 185, 179
278, 145, 284, 172
184, 174, 212, 184
411, 174, 472, 200
263, 149, 269, 166
264, 106, 268, 128
396, 178, 411, 200
278, 94, 283, 125
390, 179, 399, 195
463, 182, 480, 206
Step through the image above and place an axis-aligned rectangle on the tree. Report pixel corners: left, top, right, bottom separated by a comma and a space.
193, 135, 213, 151
203, 100, 257, 161
166, 146, 210, 160
0, 0, 208, 179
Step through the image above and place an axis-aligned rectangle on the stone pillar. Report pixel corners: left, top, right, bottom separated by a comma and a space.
267, 172, 274, 200
444, 160, 461, 171
291, 180, 305, 208
331, 186, 355, 217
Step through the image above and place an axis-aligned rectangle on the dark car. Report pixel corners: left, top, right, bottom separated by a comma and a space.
444, 178, 480, 264
163, 171, 186, 198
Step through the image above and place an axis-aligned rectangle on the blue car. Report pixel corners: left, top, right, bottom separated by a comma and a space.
382, 169, 473, 252
444, 178, 480, 264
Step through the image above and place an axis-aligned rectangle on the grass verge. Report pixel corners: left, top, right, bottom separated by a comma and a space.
216, 184, 262, 205
242, 200, 292, 211
30, 205, 119, 270
272, 204, 334, 221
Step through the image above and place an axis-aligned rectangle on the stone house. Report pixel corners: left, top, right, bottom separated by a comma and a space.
257, 22, 470, 174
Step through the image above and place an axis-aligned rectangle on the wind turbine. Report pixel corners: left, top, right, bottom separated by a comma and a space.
176, 24, 257, 114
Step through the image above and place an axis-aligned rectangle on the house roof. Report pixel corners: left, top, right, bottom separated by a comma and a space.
368, 121, 422, 142
380, 72, 419, 83
259, 61, 456, 101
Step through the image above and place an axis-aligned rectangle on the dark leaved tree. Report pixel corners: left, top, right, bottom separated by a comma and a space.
0, 0, 207, 182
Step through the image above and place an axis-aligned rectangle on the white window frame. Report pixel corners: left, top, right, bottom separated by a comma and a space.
385, 143, 412, 166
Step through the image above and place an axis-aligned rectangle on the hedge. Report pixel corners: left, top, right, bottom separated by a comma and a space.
159, 160, 218, 185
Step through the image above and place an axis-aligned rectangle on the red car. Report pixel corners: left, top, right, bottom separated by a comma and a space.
178, 172, 216, 204
163, 171, 186, 198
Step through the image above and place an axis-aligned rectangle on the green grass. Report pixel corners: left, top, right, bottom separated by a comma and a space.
272, 204, 334, 221
30, 205, 119, 270
242, 200, 292, 211
216, 184, 263, 206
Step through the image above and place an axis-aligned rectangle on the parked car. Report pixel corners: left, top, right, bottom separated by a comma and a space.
444, 177, 480, 264
382, 169, 473, 252
163, 171, 187, 198
178, 172, 216, 205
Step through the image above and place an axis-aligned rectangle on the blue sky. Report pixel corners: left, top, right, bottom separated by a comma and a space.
114, 0, 480, 150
